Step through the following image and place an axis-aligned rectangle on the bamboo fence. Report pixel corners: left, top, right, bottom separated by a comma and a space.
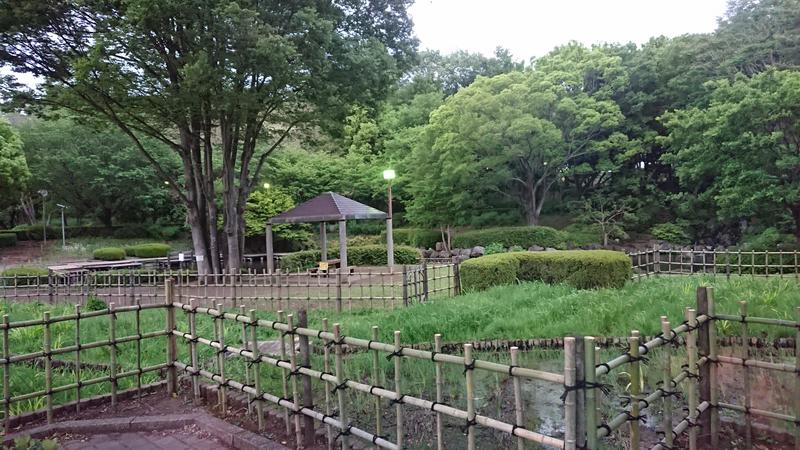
629, 247, 800, 280
0, 263, 457, 312
587, 286, 800, 450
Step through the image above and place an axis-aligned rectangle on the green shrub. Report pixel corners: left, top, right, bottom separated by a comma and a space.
85, 295, 108, 311
0, 233, 17, 247
0, 267, 49, 286
484, 242, 506, 255
741, 227, 797, 251
10, 224, 57, 241
651, 223, 691, 245
281, 245, 420, 271
386, 228, 441, 248
112, 224, 150, 239
146, 224, 185, 240
129, 243, 171, 258
460, 250, 631, 291
561, 223, 602, 247
453, 226, 565, 249
92, 247, 126, 261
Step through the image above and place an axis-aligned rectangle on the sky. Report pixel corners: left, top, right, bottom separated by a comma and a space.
408, 0, 730, 61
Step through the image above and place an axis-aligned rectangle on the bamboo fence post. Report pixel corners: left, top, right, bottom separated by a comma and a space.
431, 333, 444, 450
629, 332, 641, 450
661, 317, 674, 450
464, 343, 476, 450
333, 323, 349, 450
2, 315, 8, 434
135, 299, 142, 398
277, 310, 291, 434
701, 287, 719, 448
43, 311, 53, 423
686, 308, 698, 450
322, 319, 333, 450
297, 310, 314, 446
108, 302, 118, 408
240, 305, 252, 414
740, 301, 752, 448
511, 346, 525, 450
287, 314, 302, 446
583, 337, 597, 450
564, 337, 576, 450
393, 330, 404, 449
595, 345, 602, 429
214, 303, 227, 414
794, 306, 799, 450
249, 309, 264, 431
189, 299, 200, 404
165, 279, 177, 395
372, 326, 383, 438
75, 305, 82, 412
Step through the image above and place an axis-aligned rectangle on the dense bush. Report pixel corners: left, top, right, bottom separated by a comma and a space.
85, 295, 108, 311
281, 245, 420, 271
146, 224, 184, 240
92, 247, 126, 261
740, 227, 798, 251
128, 243, 172, 258
453, 226, 565, 249
460, 250, 631, 291
387, 228, 441, 248
10, 225, 57, 241
0, 267, 49, 286
0, 233, 17, 247
112, 224, 150, 239
650, 223, 691, 245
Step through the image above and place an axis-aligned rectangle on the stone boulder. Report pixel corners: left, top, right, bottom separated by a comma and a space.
470, 246, 485, 257
528, 245, 544, 252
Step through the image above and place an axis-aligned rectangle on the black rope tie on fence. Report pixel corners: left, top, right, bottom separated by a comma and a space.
595, 362, 612, 374
625, 353, 649, 364
331, 379, 349, 394
559, 380, 611, 402
460, 417, 478, 435
272, 359, 289, 369
510, 424, 527, 437
318, 371, 332, 381
216, 344, 230, 356
233, 313, 247, 323
429, 401, 449, 412
655, 329, 680, 347
385, 348, 404, 360
463, 360, 476, 374
371, 434, 388, 445
623, 411, 647, 424
507, 364, 518, 376
390, 394, 406, 406
619, 395, 649, 409
286, 367, 303, 379
369, 385, 384, 395
681, 364, 701, 381
430, 351, 439, 362
325, 336, 346, 349
597, 423, 612, 437
680, 320, 700, 333
334, 424, 352, 442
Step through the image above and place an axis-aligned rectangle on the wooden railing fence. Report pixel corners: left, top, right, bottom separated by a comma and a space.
630, 247, 800, 279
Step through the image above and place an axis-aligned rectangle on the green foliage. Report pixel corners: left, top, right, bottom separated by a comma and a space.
243, 187, 311, 245
387, 228, 441, 248
484, 242, 506, 255
7, 435, 58, 450
740, 227, 798, 251
10, 224, 56, 241
85, 295, 107, 312
0, 118, 29, 210
92, 247, 126, 261
0, 233, 16, 247
126, 243, 171, 258
650, 223, 692, 245
0, 267, 49, 286
453, 226, 565, 249
281, 245, 420, 271
145, 224, 184, 241
561, 224, 602, 247
460, 250, 631, 291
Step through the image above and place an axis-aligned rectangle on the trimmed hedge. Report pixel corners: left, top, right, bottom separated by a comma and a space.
386, 228, 442, 249
128, 243, 171, 258
460, 250, 631, 291
93, 247, 127, 261
281, 245, 421, 271
1, 267, 49, 286
453, 226, 565, 249
0, 233, 17, 247
8, 225, 57, 241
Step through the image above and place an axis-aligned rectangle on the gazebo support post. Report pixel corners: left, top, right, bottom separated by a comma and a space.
266, 223, 275, 274
386, 217, 394, 268
320, 223, 328, 262
338, 220, 348, 270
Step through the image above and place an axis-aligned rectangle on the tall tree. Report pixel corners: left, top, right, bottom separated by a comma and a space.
662, 70, 800, 242
0, 0, 415, 273
0, 117, 28, 222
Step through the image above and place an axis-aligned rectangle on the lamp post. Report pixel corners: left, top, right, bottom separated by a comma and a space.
383, 169, 396, 268
56, 204, 67, 248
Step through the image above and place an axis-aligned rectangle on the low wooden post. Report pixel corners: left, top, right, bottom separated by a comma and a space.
686, 308, 699, 450
511, 346, 525, 450
2, 315, 9, 434
575, 338, 586, 450
297, 310, 315, 446
464, 343, 476, 450
189, 299, 200, 404
629, 331, 641, 450
452, 258, 461, 296
322, 319, 334, 450
43, 311, 53, 423
266, 224, 275, 274
584, 337, 597, 450
372, 326, 383, 438
277, 311, 291, 434
249, 309, 264, 431
661, 317, 674, 450
333, 324, 349, 450
109, 302, 117, 408
393, 331, 404, 449
739, 301, 752, 448
165, 279, 177, 396
564, 337, 576, 450
422, 260, 430, 302
401, 265, 409, 307
287, 314, 302, 446
434, 334, 444, 450
696, 287, 718, 448
75, 305, 82, 412
335, 270, 343, 314
214, 303, 227, 414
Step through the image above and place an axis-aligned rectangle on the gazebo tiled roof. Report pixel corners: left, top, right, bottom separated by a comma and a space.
268, 192, 387, 224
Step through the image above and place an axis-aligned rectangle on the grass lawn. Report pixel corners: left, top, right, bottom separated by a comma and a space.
46, 237, 191, 261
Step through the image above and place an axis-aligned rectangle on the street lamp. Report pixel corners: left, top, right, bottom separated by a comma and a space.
263, 182, 270, 189
56, 204, 67, 248
383, 169, 396, 268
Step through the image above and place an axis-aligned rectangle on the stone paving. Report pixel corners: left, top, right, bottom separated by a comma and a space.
60, 427, 233, 449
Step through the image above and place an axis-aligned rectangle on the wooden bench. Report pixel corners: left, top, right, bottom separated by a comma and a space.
309, 259, 354, 275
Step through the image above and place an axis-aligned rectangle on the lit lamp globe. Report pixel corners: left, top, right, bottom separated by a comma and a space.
383, 169, 396, 180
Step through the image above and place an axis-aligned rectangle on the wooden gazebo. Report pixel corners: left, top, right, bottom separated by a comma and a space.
266, 192, 392, 272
